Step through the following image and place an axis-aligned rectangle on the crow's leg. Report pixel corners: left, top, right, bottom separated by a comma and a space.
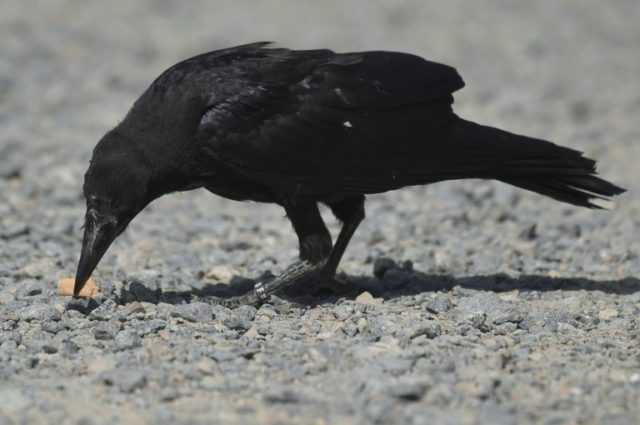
255, 199, 334, 299
210, 198, 365, 307
320, 195, 366, 278
284, 199, 334, 265
210, 260, 317, 308
286, 195, 366, 297
211, 199, 332, 307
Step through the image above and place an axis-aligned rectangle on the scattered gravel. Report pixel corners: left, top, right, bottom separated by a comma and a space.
1, 1, 639, 424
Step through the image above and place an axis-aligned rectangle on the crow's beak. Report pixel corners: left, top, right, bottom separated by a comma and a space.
74, 209, 119, 296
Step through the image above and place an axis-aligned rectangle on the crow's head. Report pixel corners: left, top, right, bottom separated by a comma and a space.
74, 130, 157, 296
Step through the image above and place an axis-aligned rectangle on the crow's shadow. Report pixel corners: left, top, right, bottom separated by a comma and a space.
114, 265, 640, 308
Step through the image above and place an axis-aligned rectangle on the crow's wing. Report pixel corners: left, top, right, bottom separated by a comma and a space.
197, 47, 472, 194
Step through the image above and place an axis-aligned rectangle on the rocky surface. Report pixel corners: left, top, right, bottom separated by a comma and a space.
1, 1, 639, 424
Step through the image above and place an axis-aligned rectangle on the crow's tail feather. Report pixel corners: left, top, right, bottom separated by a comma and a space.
465, 121, 627, 208
500, 173, 624, 209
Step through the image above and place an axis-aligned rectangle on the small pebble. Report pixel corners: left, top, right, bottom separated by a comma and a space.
425, 296, 453, 314
171, 302, 214, 323
598, 308, 619, 320
373, 258, 397, 279
114, 330, 142, 351
19, 304, 61, 322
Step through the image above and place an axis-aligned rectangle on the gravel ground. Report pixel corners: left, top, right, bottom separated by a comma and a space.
1, 1, 639, 424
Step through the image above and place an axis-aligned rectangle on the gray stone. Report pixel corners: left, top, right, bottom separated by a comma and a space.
40, 321, 60, 334
19, 304, 61, 322
171, 302, 214, 323
60, 341, 80, 357
214, 305, 254, 331
139, 320, 166, 336
114, 330, 142, 351
380, 356, 415, 376
93, 321, 120, 340
262, 385, 300, 403
425, 296, 453, 314
41, 343, 58, 354
102, 369, 148, 393
15, 281, 47, 298
388, 382, 426, 401
332, 304, 355, 321
373, 257, 397, 279
342, 323, 358, 337
0, 331, 22, 346
493, 322, 518, 335
210, 350, 239, 363
492, 309, 524, 325
464, 312, 489, 331
0, 341, 17, 361
23, 340, 58, 355
89, 299, 120, 321
411, 323, 442, 339
234, 305, 257, 322
540, 311, 578, 332
0, 321, 17, 332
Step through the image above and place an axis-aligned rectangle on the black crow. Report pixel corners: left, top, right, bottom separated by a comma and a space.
75, 42, 625, 306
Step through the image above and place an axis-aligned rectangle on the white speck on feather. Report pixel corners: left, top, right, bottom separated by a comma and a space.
343, 121, 353, 128
334, 88, 350, 104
